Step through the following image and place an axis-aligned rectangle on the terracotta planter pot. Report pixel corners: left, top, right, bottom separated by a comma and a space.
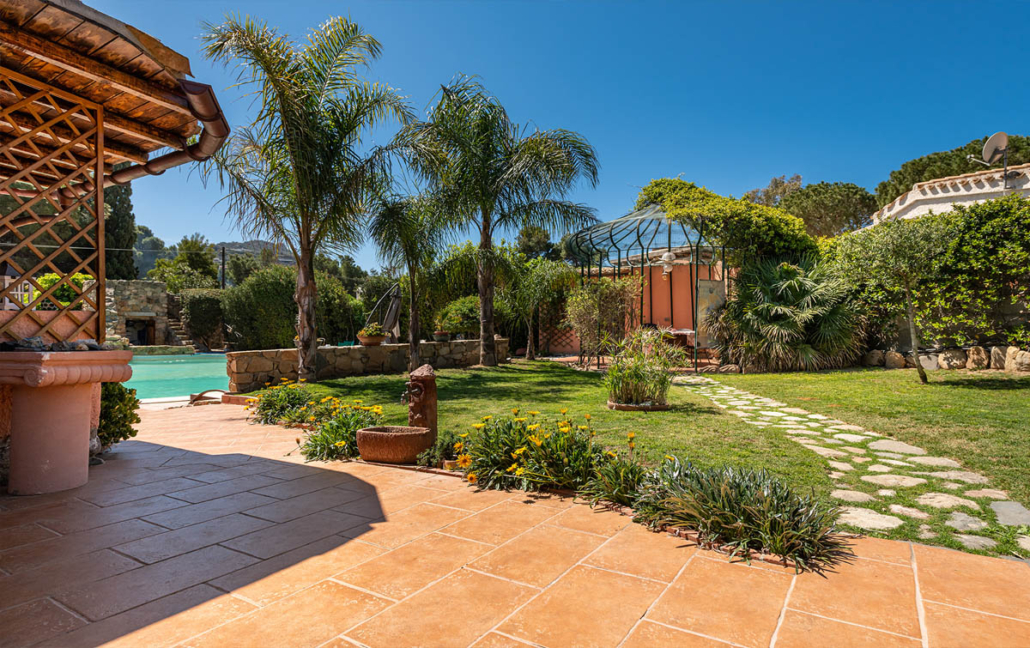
357, 425, 435, 464
433, 332, 450, 342
357, 335, 386, 347
607, 400, 671, 412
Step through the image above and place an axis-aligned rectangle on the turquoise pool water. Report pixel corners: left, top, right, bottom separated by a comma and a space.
126, 353, 229, 399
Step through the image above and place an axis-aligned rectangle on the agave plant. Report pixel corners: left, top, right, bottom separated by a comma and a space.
704, 255, 864, 372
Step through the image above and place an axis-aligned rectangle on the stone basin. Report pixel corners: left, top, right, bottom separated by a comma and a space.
356, 425, 435, 464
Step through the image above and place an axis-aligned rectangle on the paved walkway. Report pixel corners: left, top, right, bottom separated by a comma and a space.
1, 406, 1029, 647
678, 376, 1030, 556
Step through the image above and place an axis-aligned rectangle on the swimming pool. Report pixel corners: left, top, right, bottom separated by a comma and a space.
125, 353, 229, 400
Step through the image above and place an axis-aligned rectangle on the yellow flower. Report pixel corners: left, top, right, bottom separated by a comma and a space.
627, 432, 636, 440
471, 423, 485, 430
308, 401, 315, 406
481, 415, 493, 421
353, 399, 363, 404
528, 410, 540, 416
578, 425, 588, 430
511, 447, 527, 458
334, 441, 348, 447
506, 464, 517, 473
515, 467, 526, 476
560, 408, 568, 415
459, 433, 469, 438
528, 434, 542, 447
665, 455, 675, 461
457, 454, 472, 468
606, 450, 617, 459
467, 473, 478, 484
298, 378, 307, 382
628, 441, 636, 450
511, 408, 520, 415
309, 416, 316, 421
300, 406, 307, 412
584, 413, 592, 420
453, 441, 464, 452
527, 424, 540, 432
264, 382, 271, 386
514, 417, 527, 423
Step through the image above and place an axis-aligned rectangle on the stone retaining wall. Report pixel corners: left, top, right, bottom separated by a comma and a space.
226, 339, 509, 393
105, 280, 171, 345
861, 345, 1030, 372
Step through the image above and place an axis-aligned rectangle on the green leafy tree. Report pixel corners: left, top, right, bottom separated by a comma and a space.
227, 253, 260, 285
501, 257, 577, 359
832, 217, 954, 384
368, 196, 447, 370
173, 233, 218, 280
875, 134, 1030, 206
338, 254, 367, 293
134, 225, 172, 278
314, 254, 343, 281
399, 76, 599, 366
104, 174, 138, 280
779, 182, 878, 237
148, 258, 218, 293
201, 15, 410, 379
516, 224, 559, 260
743, 174, 802, 207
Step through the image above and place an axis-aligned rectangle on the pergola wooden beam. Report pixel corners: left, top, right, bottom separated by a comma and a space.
0, 21, 191, 117
0, 103, 147, 164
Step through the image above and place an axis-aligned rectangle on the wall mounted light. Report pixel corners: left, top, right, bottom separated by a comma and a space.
660, 251, 676, 280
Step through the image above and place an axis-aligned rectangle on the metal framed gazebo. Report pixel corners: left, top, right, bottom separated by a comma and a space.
563, 204, 730, 370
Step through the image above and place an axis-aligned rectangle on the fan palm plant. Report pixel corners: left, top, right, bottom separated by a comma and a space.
704, 256, 864, 372
500, 257, 577, 360
367, 195, 447, 370
398, 76, 599, 365
200, 15, 411, 379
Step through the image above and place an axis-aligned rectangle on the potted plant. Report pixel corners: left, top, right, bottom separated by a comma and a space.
604, 328, 687, 411
357, 322, 386, 346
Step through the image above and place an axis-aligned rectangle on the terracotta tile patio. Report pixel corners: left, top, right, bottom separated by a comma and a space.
1, 405, 1029, 647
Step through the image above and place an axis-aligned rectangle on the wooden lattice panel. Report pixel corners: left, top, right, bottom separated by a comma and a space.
0, 66, 104, 343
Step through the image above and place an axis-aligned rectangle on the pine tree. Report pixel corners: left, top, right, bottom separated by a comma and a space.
105, 176, 138, 279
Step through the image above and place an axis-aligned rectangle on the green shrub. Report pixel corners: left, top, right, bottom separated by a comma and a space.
97, 382, 140, 450
248, 380, 313, 424
580, 453, 647, 507
298, 404, 383, 461
460, 411, 606, 491
358, 322, 384, 337
634, 457, 846, 570
434, 295, 515, 338
604, 329, 687, 406
565, 277, 640, 364
181, 289, 223, 349
704, 255, 864, 371
417, 428, 461, 467
317, 276, 364, 345
36, 272, 93, 310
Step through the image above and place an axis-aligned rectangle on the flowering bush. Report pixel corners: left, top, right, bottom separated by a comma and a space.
457, 409, 609, 490
246, 379, 312, 424
358, 322, 384, 337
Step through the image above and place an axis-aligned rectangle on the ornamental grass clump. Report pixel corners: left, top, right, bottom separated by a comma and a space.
634, 457, 846, 570
603, 328, 688, 406
459, 410, 607, 491
580, 441, 647, 507
297, 402, 383, 461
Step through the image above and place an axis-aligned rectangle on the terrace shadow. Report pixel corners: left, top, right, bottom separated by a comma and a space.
0, 436, 390, 646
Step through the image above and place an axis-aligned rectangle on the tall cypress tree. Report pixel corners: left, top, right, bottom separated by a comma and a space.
104, 170, 138, 280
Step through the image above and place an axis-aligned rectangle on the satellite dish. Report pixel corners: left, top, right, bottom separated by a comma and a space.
983, 131, 1009, 164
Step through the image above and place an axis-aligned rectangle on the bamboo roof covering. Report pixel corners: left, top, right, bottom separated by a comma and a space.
0, 0, 204, 167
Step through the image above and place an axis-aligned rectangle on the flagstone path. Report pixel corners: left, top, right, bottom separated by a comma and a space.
677, 376, 1030, 556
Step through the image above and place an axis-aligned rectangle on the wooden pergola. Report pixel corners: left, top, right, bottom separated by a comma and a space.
0, 0, 228, 343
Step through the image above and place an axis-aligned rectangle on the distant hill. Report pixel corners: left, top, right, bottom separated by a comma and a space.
211, 240, 295, 265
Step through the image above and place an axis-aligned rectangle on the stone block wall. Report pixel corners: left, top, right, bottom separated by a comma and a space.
861, 345, 1030, 372
226, 339, 509, 393
105, 280, 172, 345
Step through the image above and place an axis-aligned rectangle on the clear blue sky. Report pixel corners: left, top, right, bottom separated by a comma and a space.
92, 0, 1029, 271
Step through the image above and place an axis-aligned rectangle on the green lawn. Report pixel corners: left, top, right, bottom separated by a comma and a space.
713, 368, 1030, 505
292, 361, 833, 495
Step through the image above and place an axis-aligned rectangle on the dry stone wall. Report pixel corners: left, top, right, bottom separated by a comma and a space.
105, 280, 172, 345
226, 339, 509, 393
862, 345, 1030, 372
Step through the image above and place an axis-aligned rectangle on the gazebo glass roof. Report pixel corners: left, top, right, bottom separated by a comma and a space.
564, 204, 712, 268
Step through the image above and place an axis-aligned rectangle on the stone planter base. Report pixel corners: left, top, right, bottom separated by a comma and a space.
356, 426, 435, 464
607, 400, 671, 412
357, 335, 386, 347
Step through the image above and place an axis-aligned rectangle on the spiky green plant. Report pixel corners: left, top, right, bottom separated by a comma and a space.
704, 255, 864, 372
603, 328, 688, 405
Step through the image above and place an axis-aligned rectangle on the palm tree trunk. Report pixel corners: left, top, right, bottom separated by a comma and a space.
478, 209, 497, 366
408, 271, 421, 372
296, 249, 318, 381
526, 314, 536, 360
904, 281, 928, 385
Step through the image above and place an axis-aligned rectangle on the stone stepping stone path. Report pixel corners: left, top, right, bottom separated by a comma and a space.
676, 376, 1030, 556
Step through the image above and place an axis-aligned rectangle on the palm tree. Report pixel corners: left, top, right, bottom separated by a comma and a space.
399, 76, 599, 365
200, 15, 410, 379
501, 257, 577, 360
367, 196, 446, 371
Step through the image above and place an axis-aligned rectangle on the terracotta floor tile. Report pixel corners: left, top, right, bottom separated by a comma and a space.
186, 461, 280, 484
429, 487, 513, 511
222, 509, 371, 559
850, 536, 912, 566
775, 610, 920, 647
914, 544, 1030, 622
547, 503, 631, 537
210, 536, 383, 606
355, 503, 471, 549
185, 580, 391, 648
250, 472, 353, 500
166, 475, 283, 504
114, 513, 273, 564
648, 555, 792, 648
440, 500, 557, 546
790, 556, 920, 637
0, 598, 87, 647
113, 463, 224, 485
240, 487, 365, 523
42, 496, 188, 534
585, 524, 695, 582
0, 498, 100, 530
140, 492, 277, 530
508, 491, 577, 509
0, 523, 57, 551
621, 621, 732, 647
38, 584, 256, 648
332, 493, 388, 520
411, 472, 468, 492
368, 484, 450, 514
924, 601, 1030, 647
469, 632, 531, 647
55, 545, 257, 621
500, 565, 665, 646
0, 474, 130, 511
469, 524, 604, 587
0, 548, 141, 609
339, 532, 492, 599
348, 569, 535, 648
0, 518, 165, 573
261, 464, 324, 481
81, 477, 206, 507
